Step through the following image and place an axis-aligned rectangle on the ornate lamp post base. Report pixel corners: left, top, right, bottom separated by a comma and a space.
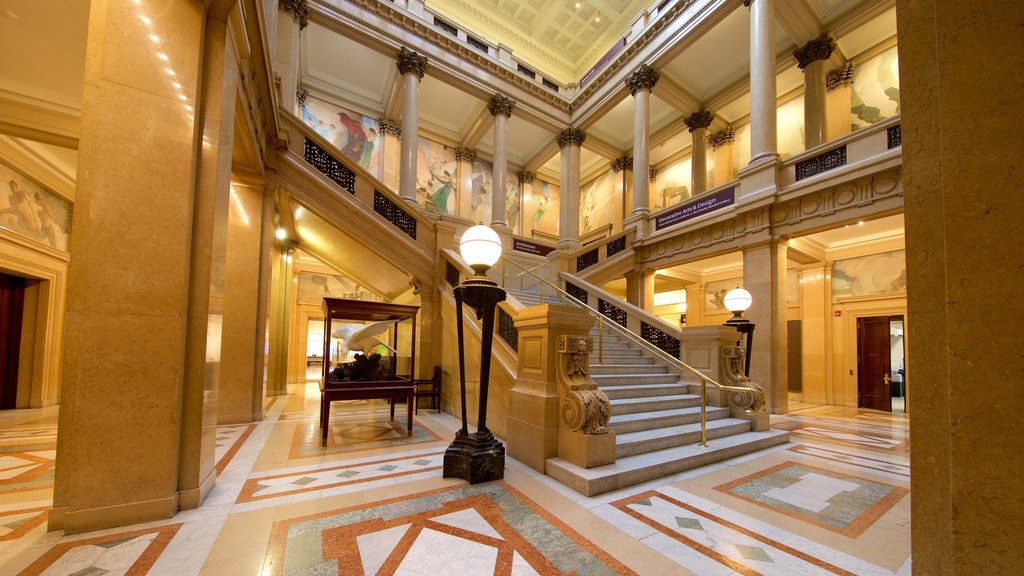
443, 429, 505, 484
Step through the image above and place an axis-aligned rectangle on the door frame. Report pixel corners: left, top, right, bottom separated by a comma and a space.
833, 296, 909, 411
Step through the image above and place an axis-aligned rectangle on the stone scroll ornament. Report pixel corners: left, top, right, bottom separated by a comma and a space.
721, 345, 765, 412
555, 336, 611, 435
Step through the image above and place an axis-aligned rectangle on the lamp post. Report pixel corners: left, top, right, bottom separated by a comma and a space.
723, 288, 755, 376
444, 225, 507, 484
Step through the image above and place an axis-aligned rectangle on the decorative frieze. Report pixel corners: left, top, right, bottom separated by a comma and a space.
793, 33, 837, 69
639, 208, 769, 264
555, 336, 611, 435
769, 169, 902, 231
625, 64, 660, 95
709, 127, 735, 149
281, 0, 309, 30
396, 47, 427, 79
557, 127, 587, 149
684, 110, 714, 132
454, 146, 477, 163
516, 170, 535, 185
611, 156, 633, 173
378, 118, 402, 138
487, 94, 516, 118
826, 63, 855, 92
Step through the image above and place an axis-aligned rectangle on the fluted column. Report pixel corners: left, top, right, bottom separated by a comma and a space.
794, 33, 836, 149
396, 48, 427, 204
625, 64, 659, 217
488, 94, 515, 229
557, 127, 586, 251
684, 110, 714, 195
746, 0, 777, 163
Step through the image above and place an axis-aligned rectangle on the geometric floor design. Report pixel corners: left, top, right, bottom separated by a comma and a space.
15, 524, 182, 576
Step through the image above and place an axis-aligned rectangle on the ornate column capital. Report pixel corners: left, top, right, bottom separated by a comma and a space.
624, 64, 660, 95
296, 88, 308, 106
516, 170, 535, 184
649, 165, 658, 181
454, 146, 477, 162
611, 156, 633, 173
826, 62, 855, 92
709, 126, 736, 150
555, 336, 611, 435
793, 33, 837, 70
742, 0, 753, 6
557, 127, 587, 149
487, 94, 516, 118
281, 0, 309, 30
683, 110, 714, 132
396, 47, 427, 79
378, 118, 402, 138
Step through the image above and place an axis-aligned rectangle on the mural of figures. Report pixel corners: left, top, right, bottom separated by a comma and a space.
832, 250, 907, 298
777, 95, 805, 158
0, 161, 72, 252
653, 156, 691, 211
467, 157, 493, 225
579, 169, 621, 234
524, 180, 559, 237
705, 278, 743, 312
300, 96, 381, 177
415, 139, 457, 215
851, 45, 900, 130
505, 175, 521, 234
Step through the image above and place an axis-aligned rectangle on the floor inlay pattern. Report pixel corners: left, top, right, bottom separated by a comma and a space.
16, 524, 182, 576
289, 411, 443, 460
774, 423, 909, 452
786, 445, 910, 477
214, 424, 257, 476
0, 443, 55, 494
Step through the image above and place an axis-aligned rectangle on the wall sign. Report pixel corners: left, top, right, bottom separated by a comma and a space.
513, 238, 554, 256
655, 187, 735, 231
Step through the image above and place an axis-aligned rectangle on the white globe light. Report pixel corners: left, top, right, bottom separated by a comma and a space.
723, 288, 752, 313
460, 225, 503, 269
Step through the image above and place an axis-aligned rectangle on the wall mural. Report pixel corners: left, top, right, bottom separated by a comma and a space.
851, 45, 900, 130
705, 278, 743, 312
505, 175, 521, 234
300, 96, 381, 177
295, 271, 380, 305
465, 157, 493, 224
777, 95, 805, 159
0, 160, 72, 252
832, 249, 907, 298
524, 180, 559, 237
580, 169, 621, 234
415, 139, 457, 215
653, 155, 691, 211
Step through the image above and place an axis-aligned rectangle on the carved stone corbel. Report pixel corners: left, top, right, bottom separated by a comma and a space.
555, 336, 611, 435
721, 345, 763, 411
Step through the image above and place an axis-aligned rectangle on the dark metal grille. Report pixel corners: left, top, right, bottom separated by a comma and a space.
497, 307, 519, 352
542, 78, 559, 91
434, 17, 458, 36
641, 322, 680, 358
445, 260, 460, 288
517, 64, 536, 79
795, 146, 847, 181
887, 125, 902, 149
467, 36, 488, 54
565, 282, 588, 305
304, 138, 355, 194
373, 191, 417, 239
576, 248, 599, 272
606, 236, 626, 257
599, 299, 627, 328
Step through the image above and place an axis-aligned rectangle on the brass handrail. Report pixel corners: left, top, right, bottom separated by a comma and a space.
502, 258, 765, 448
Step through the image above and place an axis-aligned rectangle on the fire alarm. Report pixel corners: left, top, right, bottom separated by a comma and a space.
834, 310, 842, 317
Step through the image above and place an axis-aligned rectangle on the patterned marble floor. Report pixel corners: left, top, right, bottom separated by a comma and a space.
0, 389, 912, 575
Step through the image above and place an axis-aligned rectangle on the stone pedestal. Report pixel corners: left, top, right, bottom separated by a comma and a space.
559, 428, 615, 468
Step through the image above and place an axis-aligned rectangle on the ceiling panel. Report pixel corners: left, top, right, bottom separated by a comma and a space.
303, 23, 396, 114
661, 8, 751, 100
476, 117, 556, 167
835, 7, 897, 58
418, 76, 487, 140
650, 130, 693, 166
0, 0, 89, 108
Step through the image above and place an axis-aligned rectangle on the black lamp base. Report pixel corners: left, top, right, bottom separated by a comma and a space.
443, 429, 505, 484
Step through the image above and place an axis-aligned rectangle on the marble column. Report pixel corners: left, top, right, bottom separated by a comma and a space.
625, 64, 659, 218
794, 33, 836, 149
557, 127, 585, 251
709, 127, 735, 187
454, 146, 476, 218
746, 0, 778, 163
396, 47, 427, 205
612, 156, 633, 218
742, 238, 788, 414
625, 269, 655, 311
276, 0, 307, 113
488, 94, 516, 229
684, 110, 714, 195
378, 118, 402, 191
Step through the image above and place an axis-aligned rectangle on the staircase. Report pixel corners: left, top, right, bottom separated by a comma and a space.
506, 288, 789, 496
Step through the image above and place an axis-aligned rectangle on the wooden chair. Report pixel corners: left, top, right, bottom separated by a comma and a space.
413, 366, 442, 414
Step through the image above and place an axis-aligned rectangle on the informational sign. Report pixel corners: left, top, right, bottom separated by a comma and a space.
512, 238, 555, 256
654, 187, 735, 231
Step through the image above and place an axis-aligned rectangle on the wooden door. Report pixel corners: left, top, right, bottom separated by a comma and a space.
857, 315, 891, 412
0, 274, 25, 410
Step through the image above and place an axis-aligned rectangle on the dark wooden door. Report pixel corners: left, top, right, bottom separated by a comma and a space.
857, 315, 891, 412
787, 320, 802, 393
0, 274, 25, 410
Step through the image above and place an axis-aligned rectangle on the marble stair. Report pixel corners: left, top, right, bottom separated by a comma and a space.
505, 288, 789, 496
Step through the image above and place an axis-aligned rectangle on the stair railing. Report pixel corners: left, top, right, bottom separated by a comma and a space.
502, 258, 766, 448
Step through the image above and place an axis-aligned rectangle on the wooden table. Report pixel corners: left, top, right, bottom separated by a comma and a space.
319, 378, 415, 444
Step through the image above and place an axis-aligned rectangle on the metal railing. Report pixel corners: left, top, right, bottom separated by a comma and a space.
501, 258, 766, 448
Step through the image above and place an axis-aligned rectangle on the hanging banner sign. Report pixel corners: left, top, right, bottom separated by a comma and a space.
655, 187, 735, 231
513, 238, 555, 256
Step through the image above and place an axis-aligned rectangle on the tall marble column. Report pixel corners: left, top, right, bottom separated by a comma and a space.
794, 33, 836, 149
488, 94, 515, 229
557, 127, 586, 251
612, 155, 633, 217
742, 238, 788, 414
378, 118, 401, 191
625, 64, 659, 218
746, 0, 777, 163
396, 48, 427, 204
684, 110, 714, 196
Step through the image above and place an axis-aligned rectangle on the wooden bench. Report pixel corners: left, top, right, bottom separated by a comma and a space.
319, 378, 415, 444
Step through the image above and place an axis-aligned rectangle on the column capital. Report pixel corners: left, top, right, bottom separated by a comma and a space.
625, 64, 660, 95
516, 170, 535, 184
611, 156, 633, 173
454, 146, 477, 162
826, 62, 855, 92
793, 33, 837, 69
649, 165, 658, 181
487, 93, 516, 118
396, 47, 427, 79
281, 0, 309, 30
296, 88, 308, 106
684, 110, 714, 132
709, 126, 735, 149
557, 127, 586, 148
378, 118, 402, 138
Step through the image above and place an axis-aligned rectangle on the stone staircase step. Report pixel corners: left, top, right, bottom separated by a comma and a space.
594, 349, 644, 358
608, 406, 731, 434
545, 429, 791, 496
615, 418, 752, 458
590, 355, 652, 365
610, 394, 701, 415
592, 373, 680, 386
602, 383, 691, 400
590, 364, 667, 375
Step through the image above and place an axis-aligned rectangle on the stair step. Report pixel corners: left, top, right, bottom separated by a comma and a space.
615, 418, 752, 458
595, 349, 644, 358
545, 429, 791, 496
590, 364, 667, 375
590, 356, 653, 366
609, 406, 731, 433
610, 395, 701, 415
602, 383, 691, 400
593, 374, 680, 386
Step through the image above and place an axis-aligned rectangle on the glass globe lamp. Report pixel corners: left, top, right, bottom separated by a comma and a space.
460, 225, 503, 276
723, 288, 752, 320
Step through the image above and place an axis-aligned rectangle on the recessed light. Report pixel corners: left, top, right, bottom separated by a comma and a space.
595, 16, 600, 22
